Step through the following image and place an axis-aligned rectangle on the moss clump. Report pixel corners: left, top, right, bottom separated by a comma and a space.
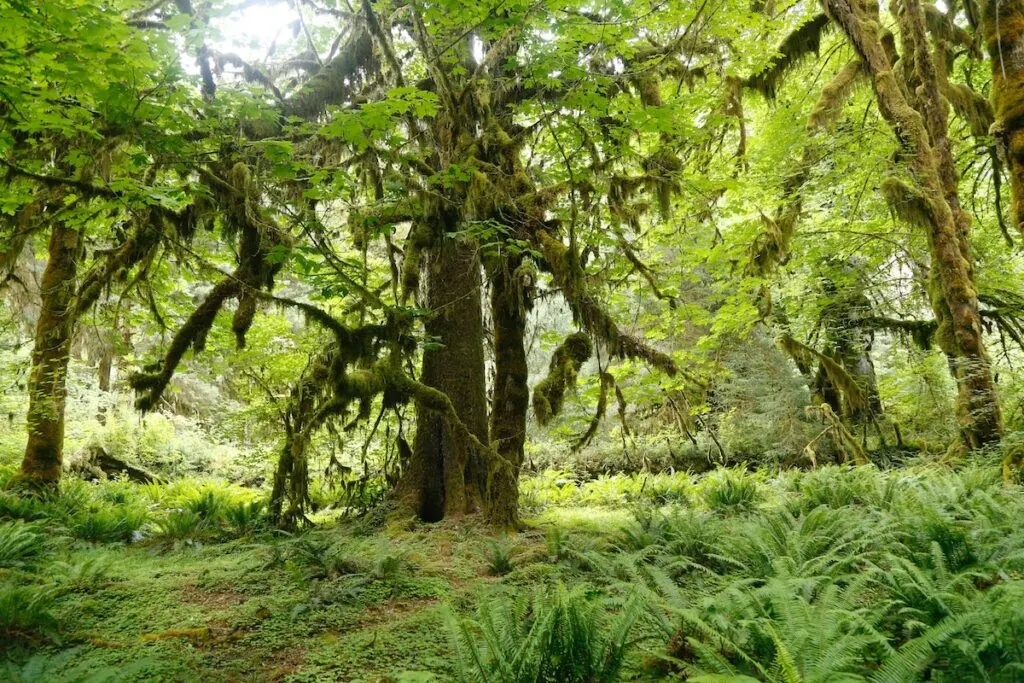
533, 332, 593, 426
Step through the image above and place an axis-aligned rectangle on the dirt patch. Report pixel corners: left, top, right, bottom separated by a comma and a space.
266, 645, 307, 682
180, 583, 246, 610
357, 598, 437, 628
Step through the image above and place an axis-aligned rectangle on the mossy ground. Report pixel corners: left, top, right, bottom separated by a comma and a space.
3, 514, 593, 682
7, 461, 1024, 681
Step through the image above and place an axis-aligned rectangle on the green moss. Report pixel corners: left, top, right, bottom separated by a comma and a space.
532, 332, 593, 426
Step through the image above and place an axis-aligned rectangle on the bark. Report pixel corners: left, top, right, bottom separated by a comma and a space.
393, 237, 489, 521
487, 254, 531, 529
21, 224, 82, 487
97, 343, 113, 425
983, 0, 1024, 236
98, 346, 113, 393
823, 0, 1002, 448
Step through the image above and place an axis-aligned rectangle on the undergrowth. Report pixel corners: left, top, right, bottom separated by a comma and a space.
1, 461, 1023, 680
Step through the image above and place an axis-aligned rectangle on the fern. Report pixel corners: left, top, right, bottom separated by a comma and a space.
0, 581, 59, 643
871, 613, 974, 683
0, 521, 45, 569
1, 647, 150, 681
447, 583, 645, 683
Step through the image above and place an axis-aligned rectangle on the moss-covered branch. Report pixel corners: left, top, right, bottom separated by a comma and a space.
533, 332, 592, 426
535, 229, 678, 376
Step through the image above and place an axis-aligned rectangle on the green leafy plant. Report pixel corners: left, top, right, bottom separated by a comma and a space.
0, 492, 49, 522
153, 509, 208, 542
0, 582, 59, 643
447, 583, 645, 683
55, 556, 114, 592
224, 499, 267, 535
701, 468, 762, 513
485, 539, 517, 576
67, 506, 147, 543
0, 521, 45, 570
1, 647, 150, 681
185, 490, 227, 524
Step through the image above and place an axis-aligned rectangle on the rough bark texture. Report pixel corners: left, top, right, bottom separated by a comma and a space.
983, 0, 1024, 235
487, 255, 531, 529
823, 0, 1002, 447
21, 224, 81, 487
393, 237, 489, 521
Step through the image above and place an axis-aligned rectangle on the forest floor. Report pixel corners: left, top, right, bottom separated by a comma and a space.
43, 513, 595, 682
5, 500, 636, 682
5, 461, 1024, 681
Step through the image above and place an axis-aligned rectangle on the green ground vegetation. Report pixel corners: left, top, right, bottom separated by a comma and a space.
4, 452, 1024, 682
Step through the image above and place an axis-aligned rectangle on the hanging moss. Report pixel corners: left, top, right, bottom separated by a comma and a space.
642, 149, 683, 219
942, 81, 994, 138
881, 176, 936, 230
860, 315, 937, 349
746, 13, 832, 99
570, 371, 614, 452
805, 403, 871, 465
281, 25, 376, 119
232, 294, 257, 349
535, 229, 677, 376
400, 219, 435, 301
632, 73, 663, 107
130, 278, 242, 412
533, 332, 593, 426
777, 333, 868, 416
809, 59, 863, 129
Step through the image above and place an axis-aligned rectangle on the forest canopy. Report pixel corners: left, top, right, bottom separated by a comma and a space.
4, 0, 1024, 679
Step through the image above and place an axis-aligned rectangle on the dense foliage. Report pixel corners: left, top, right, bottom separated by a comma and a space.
4, 0, 1024, 679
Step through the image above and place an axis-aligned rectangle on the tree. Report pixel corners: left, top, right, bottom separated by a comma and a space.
821, 0, 1001, 447
0, 0, 200, 487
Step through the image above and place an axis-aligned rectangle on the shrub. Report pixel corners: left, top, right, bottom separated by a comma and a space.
371, 546, 412, 581
153, 509, 209, 542
485, 539, 516, 576
0, 491, 49, 522
185, 490, 226, 523
1, 648, 147, 682
55, 556, 114, 592
641, 473, 691, 506
797, 465, 883, 511
224, 499, 267, 535
67, 506, 147, 543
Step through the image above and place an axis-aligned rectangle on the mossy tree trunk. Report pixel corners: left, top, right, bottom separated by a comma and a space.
983, 0, 1024, 236
393, 236, 489, 521
21, 224, 82, 488
824, 0, 1002, 448
487, 254, 531, 529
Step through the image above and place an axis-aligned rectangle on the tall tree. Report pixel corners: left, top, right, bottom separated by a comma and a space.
0, 0, 200, 487
819, 0, 1002, 447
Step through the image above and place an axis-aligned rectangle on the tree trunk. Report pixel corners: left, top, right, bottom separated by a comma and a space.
393, 237, 489, 521
96, 343, 113, 425
487, 254, 531, 529
21, 224, 81, 488
983, 0, 1024, 236
824, 0, 1002, 448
